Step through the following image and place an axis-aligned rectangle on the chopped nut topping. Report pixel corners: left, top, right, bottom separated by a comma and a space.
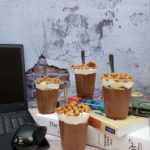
35, 76, 60, 84
101, 73, 134, 82
56, 102, 90, 116
87, 61, 96, 68
71, 61, 97, 70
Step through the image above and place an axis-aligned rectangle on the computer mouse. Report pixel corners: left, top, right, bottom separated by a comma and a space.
12, 123, 47, 150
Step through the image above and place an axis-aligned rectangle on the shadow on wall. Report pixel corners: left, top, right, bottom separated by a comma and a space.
25, 55, 70, 108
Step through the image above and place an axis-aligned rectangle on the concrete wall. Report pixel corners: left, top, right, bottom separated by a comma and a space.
0, 0, 150, 94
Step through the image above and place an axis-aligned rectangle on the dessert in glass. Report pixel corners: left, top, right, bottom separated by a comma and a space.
101, 73, 134, 119
71, 61, 97, 99
56, 102, 90, 150
35, 76, 60, 114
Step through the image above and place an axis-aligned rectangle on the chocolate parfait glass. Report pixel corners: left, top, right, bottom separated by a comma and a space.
71, 61, 97, 99
101, 73, 134, 119
35, 76, 60, 114
56, 102, 90, 150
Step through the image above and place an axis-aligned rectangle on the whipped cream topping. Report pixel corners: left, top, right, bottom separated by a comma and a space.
102, 79, 133, 89
71, 61, 97, 75
101, 73, 134, 89
58, 112, 89, 124
35, 76, 60, 90
56, 102, 90, 124
72, 68, 97, 75
35, 82, 60, 90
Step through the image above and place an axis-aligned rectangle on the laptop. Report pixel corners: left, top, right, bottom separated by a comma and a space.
0, 44, 49, 149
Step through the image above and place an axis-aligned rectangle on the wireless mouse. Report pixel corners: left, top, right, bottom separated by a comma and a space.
11, 123, 47, 150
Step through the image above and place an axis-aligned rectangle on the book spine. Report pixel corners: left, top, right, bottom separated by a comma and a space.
89, 116, 117, 136
87, 126, 150, 150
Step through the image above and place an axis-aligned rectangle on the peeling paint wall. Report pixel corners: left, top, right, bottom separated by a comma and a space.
0, 0, 150, 94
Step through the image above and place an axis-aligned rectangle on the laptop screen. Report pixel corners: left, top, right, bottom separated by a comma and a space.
0, 45, 26, 105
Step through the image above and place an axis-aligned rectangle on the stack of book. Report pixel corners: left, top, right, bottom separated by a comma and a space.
87, 126, 150, 150
88, 111, 149, 149
35, 108, 150, 150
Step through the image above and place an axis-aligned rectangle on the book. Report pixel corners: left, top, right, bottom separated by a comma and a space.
87, 126, 150, 150
129, 99, 150, 117
89, 111, 149, 137
35, 113, 60, 136
131, 91, 144, 97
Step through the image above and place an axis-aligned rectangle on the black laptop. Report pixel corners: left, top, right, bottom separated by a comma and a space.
0, 44, 49, 149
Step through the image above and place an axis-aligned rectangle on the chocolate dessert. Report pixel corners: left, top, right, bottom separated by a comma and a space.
59, 121, 88, 150
56, 103, 90, 150
71, 61, 97, 99
35, 76, 60, 114
101, 73, 134, 119
75, 73, 96, 99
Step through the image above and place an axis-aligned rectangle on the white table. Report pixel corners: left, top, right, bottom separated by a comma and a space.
29, 108, 101, 150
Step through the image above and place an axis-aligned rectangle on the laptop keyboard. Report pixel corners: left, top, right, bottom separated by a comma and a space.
0, 111, 31, 135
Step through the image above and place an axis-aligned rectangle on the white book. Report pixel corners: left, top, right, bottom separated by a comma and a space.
35, 113, 60, 136
89, 111, 149, 137
87, 126, 150, 150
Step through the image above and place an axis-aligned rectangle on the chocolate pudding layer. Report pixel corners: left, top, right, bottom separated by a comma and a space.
75, 73, 96, 99
103, 86, 132, 119
36, 89, 58, 114
59, 120, 88, 150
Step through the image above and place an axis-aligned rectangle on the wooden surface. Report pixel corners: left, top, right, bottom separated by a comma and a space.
29, 108, 102, 150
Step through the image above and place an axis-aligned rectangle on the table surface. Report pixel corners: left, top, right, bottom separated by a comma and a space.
29, 108, 101, 150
